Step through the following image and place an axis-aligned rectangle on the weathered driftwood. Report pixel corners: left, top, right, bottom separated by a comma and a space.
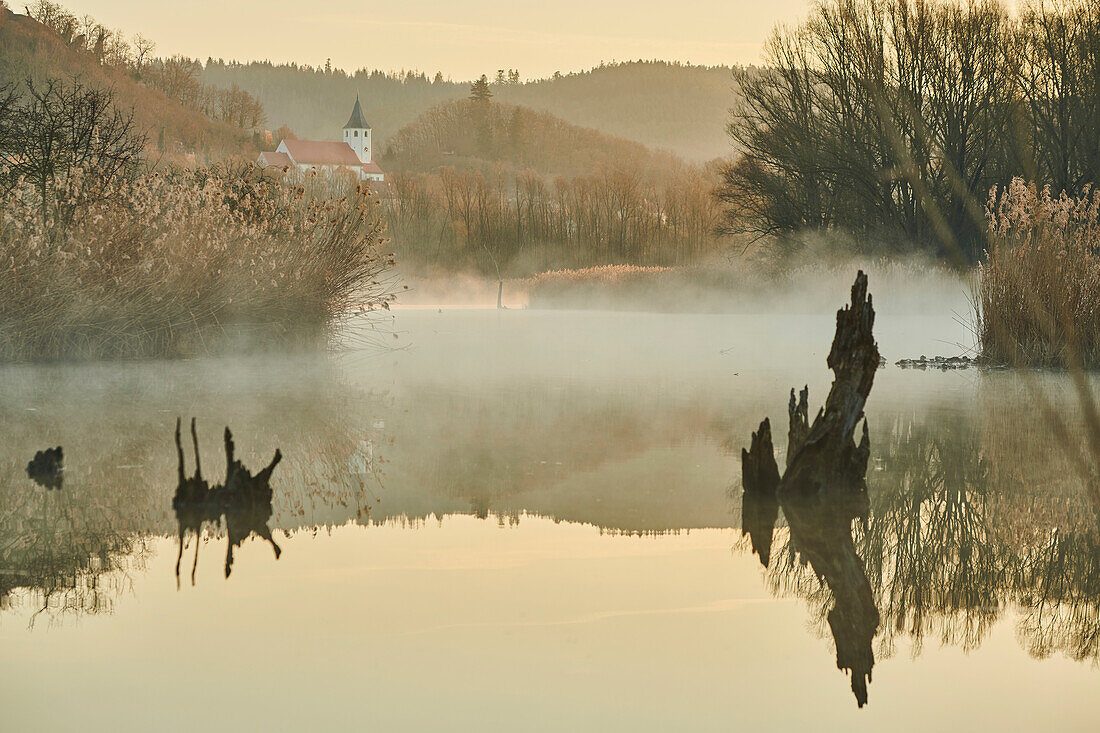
173, 418, 282, 585
740, 271, 880, 707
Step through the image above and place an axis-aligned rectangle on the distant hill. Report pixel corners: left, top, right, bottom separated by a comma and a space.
493, 61, 744, 162
199, 60, 743, 162
200, 61, 466, 152
380, 98, 686, 178
0, 7, 253, 159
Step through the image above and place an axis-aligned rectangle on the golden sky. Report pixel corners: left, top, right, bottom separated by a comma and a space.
57, 0, 816, 79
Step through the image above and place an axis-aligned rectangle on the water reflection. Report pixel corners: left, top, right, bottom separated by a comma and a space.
739, 273, 882, 706
0, 478, 149, 624
752, 410, 1100, 703
0, 357, 379, 622
2, 337, 1100, 696
173, 418, 282, 584
742, 439, 879, 707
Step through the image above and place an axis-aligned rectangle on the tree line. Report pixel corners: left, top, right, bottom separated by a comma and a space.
144, 57, 265, 129
381, 98, 682, 177
198, 58, 745, 162
199, 59, 466, 146
720, 0, 1100, 263
379, 93, 722, 274
383, 162, 720, 274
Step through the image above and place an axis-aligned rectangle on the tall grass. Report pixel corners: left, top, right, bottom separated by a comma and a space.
977, 179, 1100, 368
0, 164, 395, 361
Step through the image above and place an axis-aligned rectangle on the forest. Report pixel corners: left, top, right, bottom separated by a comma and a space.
200, 59, 741, 162
378, 96, 722, 274
4, 1, 263, 158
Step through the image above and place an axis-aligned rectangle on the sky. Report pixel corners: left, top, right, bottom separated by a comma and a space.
56, 0, 816, 80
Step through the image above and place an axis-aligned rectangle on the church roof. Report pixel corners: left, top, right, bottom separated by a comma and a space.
282, 139, 363, 166
258, 151, 292, 168
344, 95, 370, 129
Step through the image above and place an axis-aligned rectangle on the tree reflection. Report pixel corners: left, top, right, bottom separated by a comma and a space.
754, 410, 1100, 668
741, 273, 882, 706
0, 469, 150, 625
743, 469, 879, 706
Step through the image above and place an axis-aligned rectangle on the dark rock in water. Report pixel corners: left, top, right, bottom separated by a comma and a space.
26, 446, 63, 490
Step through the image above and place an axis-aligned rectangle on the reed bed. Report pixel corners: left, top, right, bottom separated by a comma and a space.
520, 259, 964, 315
977, 179, 1100, 368
0, 166, 395, 361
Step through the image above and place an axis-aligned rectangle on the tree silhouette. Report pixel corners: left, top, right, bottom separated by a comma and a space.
469, 74, 493, 102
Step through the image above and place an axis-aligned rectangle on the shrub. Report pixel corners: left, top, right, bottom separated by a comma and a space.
0, 165, 395, 361
977, 179, 1100, 367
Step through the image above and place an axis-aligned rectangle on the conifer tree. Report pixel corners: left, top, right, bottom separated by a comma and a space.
469, 74, 492, 102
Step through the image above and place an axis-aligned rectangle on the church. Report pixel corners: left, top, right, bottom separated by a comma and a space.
258, 95, 384, 182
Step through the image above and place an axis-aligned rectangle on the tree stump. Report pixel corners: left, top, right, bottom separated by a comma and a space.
740, 270, 881, 707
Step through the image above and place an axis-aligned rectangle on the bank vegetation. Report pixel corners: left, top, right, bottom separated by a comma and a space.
0, 78, 393, 362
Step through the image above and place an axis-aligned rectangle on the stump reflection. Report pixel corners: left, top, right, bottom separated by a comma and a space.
172, 418, 282, 586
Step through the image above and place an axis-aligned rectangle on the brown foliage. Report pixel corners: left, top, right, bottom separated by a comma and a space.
1, 3, 256, 161
977, 178, 1100, 366
0, 165, 394, 361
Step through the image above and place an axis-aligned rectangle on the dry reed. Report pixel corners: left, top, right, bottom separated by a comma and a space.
977, 179, 1100, 368
0, 164, 395, 361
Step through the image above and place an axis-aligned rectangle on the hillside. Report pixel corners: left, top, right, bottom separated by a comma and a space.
0, 6, 253, 159
376, 99, 721, 276
380, 98, 685, 178
493, 61, 743, 162
199, 60, 743, 162
200, 60, 466, 152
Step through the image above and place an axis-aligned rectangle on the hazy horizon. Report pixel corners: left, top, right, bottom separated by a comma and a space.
51, 0, 816, 80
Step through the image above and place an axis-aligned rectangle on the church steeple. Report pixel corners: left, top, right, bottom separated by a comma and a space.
342, 93, 372, 163
344, 93, 370, 130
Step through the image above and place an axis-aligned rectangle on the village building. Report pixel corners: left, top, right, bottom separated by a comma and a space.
258, 95, 384, 181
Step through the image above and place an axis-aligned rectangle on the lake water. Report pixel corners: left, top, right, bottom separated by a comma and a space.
3, 285, 1100, 731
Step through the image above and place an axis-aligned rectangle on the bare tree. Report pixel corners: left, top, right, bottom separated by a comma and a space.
0, 78, 146, 234
719, 0, 1098, 263
131, 33, 156, 70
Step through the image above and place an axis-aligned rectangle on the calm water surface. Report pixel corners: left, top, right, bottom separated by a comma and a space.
2, 297, 1099, 731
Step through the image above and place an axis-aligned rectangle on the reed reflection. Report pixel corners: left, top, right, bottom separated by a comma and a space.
0, 468, 149, 625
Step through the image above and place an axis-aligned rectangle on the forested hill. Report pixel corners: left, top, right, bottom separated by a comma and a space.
200, 60, 465, 152
200, 60, 742, 162
493, 62, 742, 162
0, 6, 254, 159
380, 98, 685, 178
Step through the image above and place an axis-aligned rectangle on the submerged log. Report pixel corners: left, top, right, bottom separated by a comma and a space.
741, 420, 780, 567
740, 271, 880, 707
172, 418, 282, 585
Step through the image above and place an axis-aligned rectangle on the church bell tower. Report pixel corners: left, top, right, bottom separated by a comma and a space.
342, 93, 371, 164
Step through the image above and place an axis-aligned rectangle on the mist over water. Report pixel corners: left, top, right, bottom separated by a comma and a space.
3, 271, 1099, 729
